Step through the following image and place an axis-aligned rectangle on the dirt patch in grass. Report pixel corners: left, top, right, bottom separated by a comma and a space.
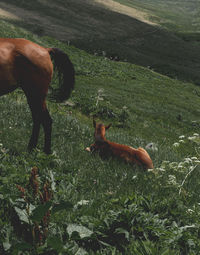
94, 0, 156, 25
0, 5, 20, 20
37, 0, 156, 25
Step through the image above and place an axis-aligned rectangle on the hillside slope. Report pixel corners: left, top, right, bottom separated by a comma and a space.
0, 0, 200, 84
114, 0, 200, 33
0, 19, 199, 156
0, 17, 200, 255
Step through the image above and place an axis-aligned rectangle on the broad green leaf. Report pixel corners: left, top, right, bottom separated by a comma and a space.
31, 201, 52, 222
47, 236, 63, 252
13, 242, 32, 251
14, 206, 29, 224
115, 228, 130, 241
75, 247, 88, 255
67, 224, 93, 239
51, 201, 73, 214
3, 241, 11, 251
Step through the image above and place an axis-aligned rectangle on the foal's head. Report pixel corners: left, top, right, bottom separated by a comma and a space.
93, 120, 112, 142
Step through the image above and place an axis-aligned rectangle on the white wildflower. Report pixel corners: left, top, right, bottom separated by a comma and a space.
158, 168, 165, 172
178, 162, 184, 168
74, 200, 90, 210
191, 157, 198, 161
98, 88, 104, 94
179, 135, 185, 139
169, 162, 178, 169
173, 142, 180, 148
189, 166, 195, 171
161, 161, 170, 167
184, 158, 193, 163
187, 209, 194, 214
168, 175, 177, 185
188, 136, 195, 141
132, 175, 137, 180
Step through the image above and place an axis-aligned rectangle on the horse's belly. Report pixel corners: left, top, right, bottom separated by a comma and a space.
0, 66, 18, 95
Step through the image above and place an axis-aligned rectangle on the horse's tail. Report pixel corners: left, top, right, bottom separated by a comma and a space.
48, 48, 75, 101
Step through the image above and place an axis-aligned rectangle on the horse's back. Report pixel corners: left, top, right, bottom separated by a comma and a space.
0, 38, 53, 95
14, 38, 52, 72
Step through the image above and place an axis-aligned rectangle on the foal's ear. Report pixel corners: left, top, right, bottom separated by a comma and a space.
93, 119, 97, 128
105, 123, 112, 130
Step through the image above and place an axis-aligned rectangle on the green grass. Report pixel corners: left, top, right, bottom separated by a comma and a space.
114, 0, 200, 45
114, 0, 200, 32
0, 12, 200, 255
1, 0, 200, 85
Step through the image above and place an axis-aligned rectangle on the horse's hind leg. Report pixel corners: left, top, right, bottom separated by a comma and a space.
23, 90, 43, 152
41, 103, 52, 154
23, 88, 52, 154
28, 112, 41, 152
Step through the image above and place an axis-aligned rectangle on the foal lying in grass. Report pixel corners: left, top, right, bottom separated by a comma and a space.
86, 120, 153, 170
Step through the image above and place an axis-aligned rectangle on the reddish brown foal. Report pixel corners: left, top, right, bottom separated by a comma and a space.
0, 38, 75, 154
86, 120, 154, 169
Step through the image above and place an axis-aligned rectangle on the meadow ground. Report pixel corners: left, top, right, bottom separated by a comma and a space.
0, 2, 200, 254
1, 0, 200, 84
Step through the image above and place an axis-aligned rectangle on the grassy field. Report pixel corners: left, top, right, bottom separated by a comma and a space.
0, 1, 200, 254
114, 0, 200, 44
114, 0, 200, 31
0, 18, 200, 254
1, 0, 200, 85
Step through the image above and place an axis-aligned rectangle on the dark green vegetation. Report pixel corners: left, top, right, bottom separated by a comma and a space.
0, 1, 200, 254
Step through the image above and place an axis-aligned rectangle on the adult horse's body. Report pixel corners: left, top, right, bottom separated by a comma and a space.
0, 38, 75, 154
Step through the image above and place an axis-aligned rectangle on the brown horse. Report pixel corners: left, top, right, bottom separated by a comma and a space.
0, 38, 75, 154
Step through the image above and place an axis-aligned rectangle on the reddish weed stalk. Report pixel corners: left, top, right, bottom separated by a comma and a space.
16, 167, 53, 246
